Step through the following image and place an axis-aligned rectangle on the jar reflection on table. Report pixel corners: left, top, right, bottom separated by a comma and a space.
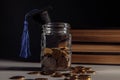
40, 22, 72, 71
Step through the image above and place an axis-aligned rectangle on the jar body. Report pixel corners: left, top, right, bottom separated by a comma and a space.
41, 22, 72, 71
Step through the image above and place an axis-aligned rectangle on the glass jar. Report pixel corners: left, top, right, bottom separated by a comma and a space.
41, 22, 72, 71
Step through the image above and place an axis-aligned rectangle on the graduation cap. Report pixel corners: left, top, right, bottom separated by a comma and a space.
20, 6, 52, 58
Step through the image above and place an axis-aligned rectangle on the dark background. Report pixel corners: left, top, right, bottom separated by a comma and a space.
0, 0, 120, 61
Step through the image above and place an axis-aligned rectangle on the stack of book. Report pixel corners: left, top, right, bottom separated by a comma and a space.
71, 29, 120, 64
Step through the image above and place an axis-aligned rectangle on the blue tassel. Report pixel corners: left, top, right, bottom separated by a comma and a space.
19, 7, 51, 58
20, 9, 40, 58
20, 20, 31, 58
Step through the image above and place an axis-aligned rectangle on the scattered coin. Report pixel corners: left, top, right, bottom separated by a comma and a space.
64, 75, 91, 80
70, 66, 95, 75
27, 71, 41, 75
62, 73, 71, 77
40, 71, 55, 75
86, 71, 95, 74
9, 76, 25, 80
35, 78, 48, 80
9, 64, 95, 80
71, 66, 86, 74
85, 67, 92, 71
64, 77, 70, 80
51, 72, 63, 77
74, 66, 85, 69
78, 75, 91, 80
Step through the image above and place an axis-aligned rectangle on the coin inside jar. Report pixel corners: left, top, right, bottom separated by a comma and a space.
9, 76, 25, 80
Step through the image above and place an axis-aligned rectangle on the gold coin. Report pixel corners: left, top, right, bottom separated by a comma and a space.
64, 77, 70, 80
35, 78, 48, 80
9, 76, 25, 80
85, 67, 92, 71
40, 71, 55, 75
60, 47, 68, 50
27, 71, 41, 75
71, 66, 85, 74
44, 48, 53, 55
51, 72, 63, 77
62, 73, 71, 77
78, 75, 91, 80
86, 71, 95, 74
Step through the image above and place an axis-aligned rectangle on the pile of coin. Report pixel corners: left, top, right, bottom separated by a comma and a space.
9, 65, 95, 80
70, 66, 95, 75
28, 66, 95, 80
41, 47, 70, 71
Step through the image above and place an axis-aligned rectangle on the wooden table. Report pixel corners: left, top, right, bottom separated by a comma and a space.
0, 60, 120, 80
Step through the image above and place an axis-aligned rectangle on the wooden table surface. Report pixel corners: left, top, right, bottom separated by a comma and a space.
0, 60, 120, 80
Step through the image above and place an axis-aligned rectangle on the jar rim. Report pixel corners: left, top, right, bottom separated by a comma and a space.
42, 22, 70, 29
